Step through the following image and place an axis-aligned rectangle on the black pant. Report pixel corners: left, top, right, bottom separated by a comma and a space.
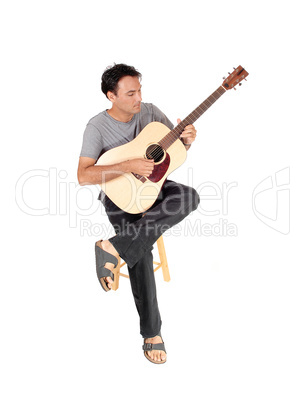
103, 180, 200, 338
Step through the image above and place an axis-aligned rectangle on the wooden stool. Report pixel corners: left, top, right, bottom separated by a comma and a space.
111, 236, 170, 291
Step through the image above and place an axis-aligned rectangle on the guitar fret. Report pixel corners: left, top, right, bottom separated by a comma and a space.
159, 86, 226, 150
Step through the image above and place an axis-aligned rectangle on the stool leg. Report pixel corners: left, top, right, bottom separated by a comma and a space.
111, 257, 121, 291
156, 236, 170, 282
111, 237, 170, 290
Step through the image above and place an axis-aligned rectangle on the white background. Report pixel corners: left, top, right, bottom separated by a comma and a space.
1, 0, 304, 401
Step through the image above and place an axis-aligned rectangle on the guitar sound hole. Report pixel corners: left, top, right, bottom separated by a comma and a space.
145, 144, 165, 163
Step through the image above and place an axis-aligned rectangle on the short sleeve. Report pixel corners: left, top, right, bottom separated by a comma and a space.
151, 104, 174, 130
79, 123, 104, 161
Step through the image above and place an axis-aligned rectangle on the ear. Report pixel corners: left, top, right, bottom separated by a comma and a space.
107, 91, 116, 102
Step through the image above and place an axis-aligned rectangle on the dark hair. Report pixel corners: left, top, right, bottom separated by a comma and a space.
101, 63, 142, 98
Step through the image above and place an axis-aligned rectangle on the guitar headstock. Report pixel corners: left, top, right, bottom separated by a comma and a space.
222, 66, 249, 90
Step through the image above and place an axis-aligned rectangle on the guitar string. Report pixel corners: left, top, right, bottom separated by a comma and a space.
145, 87, 225, 161
137, 86, 226, 180
161, 87, 225, 148
149, 104, 211, 158
146, 105, 217, 160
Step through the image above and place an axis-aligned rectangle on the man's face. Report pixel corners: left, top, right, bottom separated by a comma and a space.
110, 75, 142, 115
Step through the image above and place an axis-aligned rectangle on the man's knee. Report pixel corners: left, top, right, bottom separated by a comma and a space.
188, 187, 200, 212
180, 185, 200, 212
162, 181, 200, 214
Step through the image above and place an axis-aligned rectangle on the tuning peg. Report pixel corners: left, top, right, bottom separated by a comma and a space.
222, 77, 226, 80
228, 72, 231, 75
239, 83, 242, 86
233, 67, 236, 70
233, 87, 237, 90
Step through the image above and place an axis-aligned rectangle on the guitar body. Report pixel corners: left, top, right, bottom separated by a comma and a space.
97, 122, 187, 213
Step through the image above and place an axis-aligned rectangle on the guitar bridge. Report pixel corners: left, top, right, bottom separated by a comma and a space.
131, 173, 147, 183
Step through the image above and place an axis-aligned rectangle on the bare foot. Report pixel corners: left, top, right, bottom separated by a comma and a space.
96, 240, 119, 289
144, 335, 167, 363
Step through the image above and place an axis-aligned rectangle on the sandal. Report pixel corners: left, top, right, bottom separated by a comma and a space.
143, 333, 167, 364
95, 240, 118, 292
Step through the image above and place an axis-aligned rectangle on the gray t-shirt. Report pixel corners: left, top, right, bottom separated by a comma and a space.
80, 102, 174, 161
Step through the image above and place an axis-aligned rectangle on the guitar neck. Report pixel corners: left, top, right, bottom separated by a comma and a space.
159, 85, 226, 150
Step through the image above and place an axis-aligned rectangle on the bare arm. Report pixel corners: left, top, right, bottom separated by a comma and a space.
77, 156, 155, 186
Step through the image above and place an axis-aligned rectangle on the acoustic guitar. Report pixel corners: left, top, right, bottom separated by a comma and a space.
97, 66, 249, 213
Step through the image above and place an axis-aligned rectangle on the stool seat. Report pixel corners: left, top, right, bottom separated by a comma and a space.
111, 236, 170, 291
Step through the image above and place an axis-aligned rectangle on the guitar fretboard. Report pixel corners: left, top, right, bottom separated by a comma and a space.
159, 85, 226, 150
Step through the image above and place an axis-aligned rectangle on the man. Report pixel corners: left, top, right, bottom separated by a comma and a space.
78, 64, 199, 364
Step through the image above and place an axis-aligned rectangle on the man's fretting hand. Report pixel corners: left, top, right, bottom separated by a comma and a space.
178, 118, 197, 147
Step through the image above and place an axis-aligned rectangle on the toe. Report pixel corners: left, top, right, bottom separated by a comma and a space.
154, 351, 161, 362
105, 276, 113, 288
